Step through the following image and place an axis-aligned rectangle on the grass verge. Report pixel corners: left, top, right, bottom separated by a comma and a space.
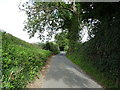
67, 54, 118, 88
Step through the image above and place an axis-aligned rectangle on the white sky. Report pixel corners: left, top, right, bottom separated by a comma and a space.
0, 0, 42, 43
0, 0, 88, 43
81, 26, 89, 42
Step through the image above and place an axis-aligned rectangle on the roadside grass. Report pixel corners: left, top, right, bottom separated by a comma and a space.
67, 54, 118, 88
1, 31, 52, 88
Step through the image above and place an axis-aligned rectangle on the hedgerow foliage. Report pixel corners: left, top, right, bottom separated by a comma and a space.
1, 31, 51, 88
43, 42, 60, 54
67, 3, 120, 88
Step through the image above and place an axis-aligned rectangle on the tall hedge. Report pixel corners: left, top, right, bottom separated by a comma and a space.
1, 31, 51, 88
67, 3, 120, 88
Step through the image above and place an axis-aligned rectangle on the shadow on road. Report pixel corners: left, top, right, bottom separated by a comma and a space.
43, 51, 101, 88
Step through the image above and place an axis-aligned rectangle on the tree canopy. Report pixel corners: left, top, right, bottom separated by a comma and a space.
55, 32, 69, 51
22, 2, 81, 41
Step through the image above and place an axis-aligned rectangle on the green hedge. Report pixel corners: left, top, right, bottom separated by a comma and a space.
43, 42, 60, 54
1, 31, 52, 88
67, 42, 119, 88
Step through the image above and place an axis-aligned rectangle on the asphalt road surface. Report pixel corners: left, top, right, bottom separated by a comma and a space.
42, 51, 102, 88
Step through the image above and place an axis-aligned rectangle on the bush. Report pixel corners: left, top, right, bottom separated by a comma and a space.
1, 31, 52, 88
64, 45, 69, 51
35, 42, 45, 49
44, 42, 60, 54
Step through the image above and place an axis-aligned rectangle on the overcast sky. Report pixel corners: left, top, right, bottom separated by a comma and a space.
0, 0, 88, 43
0, 0, 42, 43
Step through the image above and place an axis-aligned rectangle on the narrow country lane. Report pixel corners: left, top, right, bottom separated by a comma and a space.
42, 52, 102, 88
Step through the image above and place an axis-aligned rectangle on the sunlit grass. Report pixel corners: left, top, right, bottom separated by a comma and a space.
1, 31, 52, 88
